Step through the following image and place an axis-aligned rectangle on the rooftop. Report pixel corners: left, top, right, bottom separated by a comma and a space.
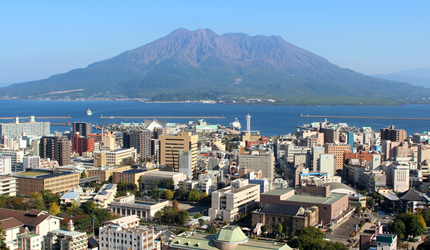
258, 204, 302, 216
216, 185, 259, 194
285, 192, 346, 205
122, 169, 147, 174
262, 188, 294, 196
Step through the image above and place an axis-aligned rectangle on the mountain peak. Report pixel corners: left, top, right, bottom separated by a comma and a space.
1, 28, 428, 102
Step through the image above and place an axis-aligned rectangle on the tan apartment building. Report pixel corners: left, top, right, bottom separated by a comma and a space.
209, 179, 260, 222
112, 169, 147, 188
381, 125, 407, 142
324, 143, 351, 170
87, 165, 131, 182
93, 147, 136, 167
0, 176, 17, 196
238, 152, 275, 181
14, 170, 80, 196
159, 132, 198, 173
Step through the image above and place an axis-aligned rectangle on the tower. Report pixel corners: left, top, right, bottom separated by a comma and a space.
246, 114, 251, 133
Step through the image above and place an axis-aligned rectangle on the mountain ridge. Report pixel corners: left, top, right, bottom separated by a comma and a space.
1, 28, 429, 104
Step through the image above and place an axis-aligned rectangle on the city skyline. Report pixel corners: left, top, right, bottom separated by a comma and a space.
1, 1, 430, 83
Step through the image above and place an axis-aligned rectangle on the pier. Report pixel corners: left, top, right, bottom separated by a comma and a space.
100, 115, 225, 119
51, 123, 70, 126
300, 114, 430, 120
0, 116, 71, 120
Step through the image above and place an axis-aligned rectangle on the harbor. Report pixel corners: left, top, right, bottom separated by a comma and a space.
300, 114, 430, 120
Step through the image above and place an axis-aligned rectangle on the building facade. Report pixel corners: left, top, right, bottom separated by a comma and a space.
159, 132, 198, 174
39, 136, 71, 166
0, 117, 50, 137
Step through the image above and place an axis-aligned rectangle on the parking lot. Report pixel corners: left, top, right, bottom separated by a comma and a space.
329, 216, 361, 243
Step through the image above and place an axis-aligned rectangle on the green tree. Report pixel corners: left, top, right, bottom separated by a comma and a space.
283, 225, 290, 236
162, 178, 174, 190
176, 209, 190, 226
357, 190, 367, 196
198, 218, 205, 227
261, 225, 268, 235
193, 213, 202, 219
175, 188, 188, 200
274, 223, 283, 235
41, 190, 60, 206
48, 202, 61, 215
148, 186, 162, 199
153, 210, 163, 224
165, 190, 174, 200
29, 192, 45, 210
422, 210, 430, 226
206, 224, 217, 234
367, 198, 375, 208
0, 226, 10, 250
417, 235, 430, 250
81, 170, 87, 178
187, 189, 202, 202
389, 219, 406, 238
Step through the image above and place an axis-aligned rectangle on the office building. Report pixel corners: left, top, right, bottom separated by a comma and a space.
319, 154, 335, 176
159, 132, 198, 173
112, 169, 147, 188
0, 117, 50, 137
324, 143, 350, 170
87, 166, 131, 182
39, 136, 71, 166
320, 128, 340, 143
209, 179, 260, 222
0, 150, 23, 171
72, 122, 92, 137
14, 169, 80, 196
99, 224, 154, 250
123, 130, 151, 159
72, 134, 95, 156
93, 148, 136, 167
380, 125, 407, 142
238, 152, 275, 181
23, 156, 40, 170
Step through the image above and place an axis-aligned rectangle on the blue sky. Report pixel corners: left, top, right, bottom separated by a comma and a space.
1, 1, 429, 83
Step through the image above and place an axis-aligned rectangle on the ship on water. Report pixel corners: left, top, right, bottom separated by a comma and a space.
87, 109, 92, 116
229, 118, 241, 130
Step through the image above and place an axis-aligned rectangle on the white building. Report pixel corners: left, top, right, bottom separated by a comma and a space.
94, 184, 117, 208
0, 150, 23, 171
23, 156, 40, 170
0, 176, 17, 196
209, 179, 260, 222
178, 150, 192, 178
319, 154, 335, 177
0, 156, 12, 175
99, 224, 154, 250
384, 163, 410, 192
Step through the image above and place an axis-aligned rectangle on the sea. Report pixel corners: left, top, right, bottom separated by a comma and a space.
1, 100, 430, 136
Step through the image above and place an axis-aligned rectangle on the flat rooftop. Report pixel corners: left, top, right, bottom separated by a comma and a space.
262, 188, 294, 196
285, 193, 346, 205
144, 170, 183, 176
14, 171, 75, 179
15, 171, 47, 177
217, 185, 258, 194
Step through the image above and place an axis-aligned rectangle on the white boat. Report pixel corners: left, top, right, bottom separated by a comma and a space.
87, 109, 92, 116
229, 118, 241, 130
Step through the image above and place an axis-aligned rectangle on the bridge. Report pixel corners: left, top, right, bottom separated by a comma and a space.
79, 176, 100, 185
100, 115, 225, 119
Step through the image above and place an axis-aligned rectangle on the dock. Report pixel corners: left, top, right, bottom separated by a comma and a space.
51, 123, 71, 126
100, 115, 225, 119
0, 116, 71, 120
300, 114, 430, 120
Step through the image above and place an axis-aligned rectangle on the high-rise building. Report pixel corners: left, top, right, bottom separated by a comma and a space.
40, 136, 71, 166
159, 132, 198, 173
0, 117, 50, 137
380, 125, 407, 142
238, 152, 275, 181
72, 134, 95, 156
123, 130, 151, 159
72, 122, 92, 137
0, 157, 11, 175
324, 143, 351, 170
320, 128, 340, 143
23, 155, 40, 169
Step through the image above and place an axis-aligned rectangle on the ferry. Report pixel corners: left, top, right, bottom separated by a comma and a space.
87, 109, 92, 116
229, 118, 241, 130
